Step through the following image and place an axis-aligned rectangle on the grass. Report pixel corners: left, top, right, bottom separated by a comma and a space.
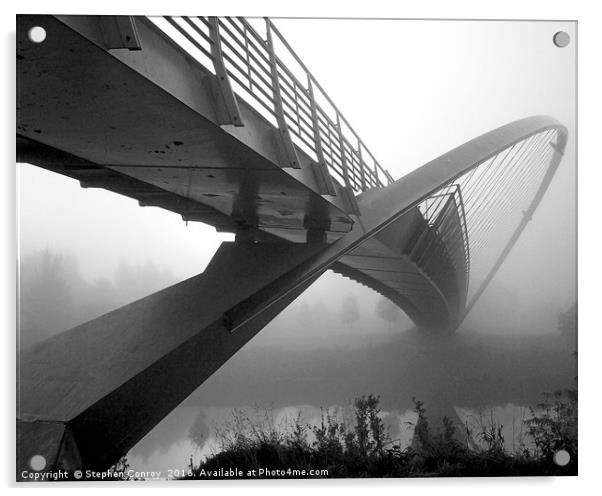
182, 390, 577, 478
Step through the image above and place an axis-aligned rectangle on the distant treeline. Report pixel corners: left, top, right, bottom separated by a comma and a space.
18, 249, 176, 349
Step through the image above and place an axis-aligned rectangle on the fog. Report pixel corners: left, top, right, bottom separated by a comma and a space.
17, 18, 576, 468
18, 18, 576, 341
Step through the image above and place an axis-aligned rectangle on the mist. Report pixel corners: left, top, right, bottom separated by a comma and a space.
17, 18, 576, 340
16, 17, 576, 473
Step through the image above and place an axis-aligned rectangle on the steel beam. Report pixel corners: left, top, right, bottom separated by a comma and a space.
16, 13, 569, 468
307, 78, 337, 196
265, 19, 301, 169
98, 16, 142, 50
17, 15, 355, 238
16, 115, 567, 475
17, 241, 329, 475
207, 17, 244, 127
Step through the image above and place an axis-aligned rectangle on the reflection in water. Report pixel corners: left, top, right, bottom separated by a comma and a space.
456, 404, 534, 452
127, 405, 419, 475
127, 402, 533, 475
125, 329, 574, 477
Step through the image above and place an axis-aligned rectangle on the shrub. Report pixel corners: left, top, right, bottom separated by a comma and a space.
185, 392, 577, 478
526, 388, 577, 465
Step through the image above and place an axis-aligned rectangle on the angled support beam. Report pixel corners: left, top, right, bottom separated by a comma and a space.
310, 161, 338, 196
357, 142, 368, 191
99, 16, 142, 51
265, 19, 300, 169
335, 113, 353, 190
17, 242, 329, 475
307, 78, 337, 196
332, 113, 362, 215
336, 112, 361, 216
224, 117, 569, 335
16, 115, 568, 477
339, 187, 361, 216
207, 17, 244, 127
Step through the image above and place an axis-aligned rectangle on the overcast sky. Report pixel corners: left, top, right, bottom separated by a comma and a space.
18, 18, 576, 334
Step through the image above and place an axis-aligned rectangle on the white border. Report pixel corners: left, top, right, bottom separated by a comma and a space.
3, 1, 600, 494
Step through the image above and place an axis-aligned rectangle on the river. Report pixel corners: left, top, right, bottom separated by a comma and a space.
124, 329, 574, 477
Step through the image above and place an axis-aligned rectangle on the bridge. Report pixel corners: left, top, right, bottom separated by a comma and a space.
16, 15, 567, 475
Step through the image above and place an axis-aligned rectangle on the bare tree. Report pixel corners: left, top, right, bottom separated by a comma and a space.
375, 297, 400, 331
341, 294, 360, 325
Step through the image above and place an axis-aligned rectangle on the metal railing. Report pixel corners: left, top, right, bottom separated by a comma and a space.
150, 16, 394, 193
418, 184, 470, 281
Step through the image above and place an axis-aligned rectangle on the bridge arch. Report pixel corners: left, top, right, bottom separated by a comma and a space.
16, 13, 569, 473
334, 116, 568, 332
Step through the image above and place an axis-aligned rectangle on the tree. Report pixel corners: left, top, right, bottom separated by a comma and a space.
526, 389, 577, 465
296, 302, 312, 326
19, 249, 82, 347
375, 297, 400, 330
189, 410, 210, 450
341, 294, 360, 325
18, 249, 174, 349
114, 258, 175, 304
557, 302, 577, 343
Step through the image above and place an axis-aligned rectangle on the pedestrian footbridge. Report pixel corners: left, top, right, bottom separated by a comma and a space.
16, 15, 567, 473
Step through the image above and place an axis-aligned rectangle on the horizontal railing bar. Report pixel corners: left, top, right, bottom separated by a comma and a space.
163, 17, 212, 59
282, 108, 316, 144
181, 16, 213, 45
221, 53, 275, 105
220, 43, 274, 95
278, 83, 314, 124
218, 21, 273, 74
195, 16, 210, 28
156, 15, 392, 192
261, 19, 389, 187
266, 19, 389, 177
224, 65, 276, 117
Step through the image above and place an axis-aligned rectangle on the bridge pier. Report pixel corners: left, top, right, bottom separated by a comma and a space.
18, 114, 566, 475
17, 241, 329, 476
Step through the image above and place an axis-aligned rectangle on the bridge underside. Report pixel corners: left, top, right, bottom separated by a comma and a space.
17, 15, 357, 242
17, 14, 467, 332
16, 14, 566, 475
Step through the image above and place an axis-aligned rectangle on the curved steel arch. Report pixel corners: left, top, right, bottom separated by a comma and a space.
221, 116, 569, 337
16, 13, 571, 473
358, 115, 567, 237
333, 115, 568, 332
16, 117, 568, 472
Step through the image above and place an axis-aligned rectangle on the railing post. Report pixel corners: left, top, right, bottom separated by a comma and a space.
335, 113, 361, 215
335, 113, 352, 190
242, 22, 253, 91
357, 138, 367, 191
307, 77, 336, 195
373, 156, 379, 186
208, 17, 243, 127
265, 19, 301, 169
99, 16, 142, 50
385, 169, 394, 184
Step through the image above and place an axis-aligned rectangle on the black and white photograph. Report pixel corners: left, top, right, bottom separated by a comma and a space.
9, 2, 590, 489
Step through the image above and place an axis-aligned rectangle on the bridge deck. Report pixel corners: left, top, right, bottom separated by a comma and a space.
16, 14, 567, 473
17, 14, 470, 331
17, 15, 358, 243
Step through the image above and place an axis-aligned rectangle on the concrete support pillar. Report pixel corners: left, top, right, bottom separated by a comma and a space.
17, 241, 327, 475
